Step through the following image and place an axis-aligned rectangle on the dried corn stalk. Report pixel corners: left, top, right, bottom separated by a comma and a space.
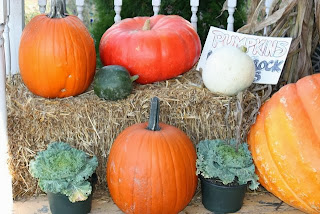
238, 0, 319, 87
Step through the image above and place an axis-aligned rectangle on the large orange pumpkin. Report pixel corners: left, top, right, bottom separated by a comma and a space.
99, 15, 201, 84
248, 74, 320, 213
106, 97, 198, 214
19, 0, 96, 98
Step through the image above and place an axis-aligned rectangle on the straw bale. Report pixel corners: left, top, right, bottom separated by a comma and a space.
6, 68, 269, 199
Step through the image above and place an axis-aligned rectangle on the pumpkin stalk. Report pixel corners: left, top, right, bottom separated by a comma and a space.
48, 0, 67, 18
130, 75, 139, 82
142, 19, 151, 31
239, 46, 248, 53
147, 97, 161, 131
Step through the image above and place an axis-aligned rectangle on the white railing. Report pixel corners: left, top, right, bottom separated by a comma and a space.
0, 0, 13, 213
2, 0, 238, 76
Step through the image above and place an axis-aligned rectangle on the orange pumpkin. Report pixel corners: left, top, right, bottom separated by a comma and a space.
19, 0, 96, 98
248, 74, 320, 213
106, 97, 198, 214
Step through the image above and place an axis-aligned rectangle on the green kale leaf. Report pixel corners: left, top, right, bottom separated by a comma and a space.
29, 142, 98, 202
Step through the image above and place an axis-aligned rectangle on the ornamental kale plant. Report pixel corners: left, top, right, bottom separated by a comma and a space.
196, 139, 259, 190
29, 142, 98, 202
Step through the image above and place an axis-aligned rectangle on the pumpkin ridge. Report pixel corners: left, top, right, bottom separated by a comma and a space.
52, 19, 59, 95
248, 103, 278, 192
264, 94, 316, 213
47, 18, 59, 96
52, 19, 67, 97
112, 128, 130, 207
35, 17, 47, 94
77, 16, 96, 93
150, 30, 164, 81
296, 75, 320, 141
277, 83, 320, 179
178, 26, 200, 70
61, 17, 78, 96
159, 128, 179, 212
153, 132, 165, 214
58, 18, 69, 94
35, 17, 48, 95
125, 32, 137, 74
289, 82, 320, 171
113, 128, 138, 213
66, 17, 91, 94
107, 126, 137, 208
174, 129, 195, 209
131, 129, 151, 213
173, 30, 191, 75
67, 17, 87, 94
107, 30, 130, 69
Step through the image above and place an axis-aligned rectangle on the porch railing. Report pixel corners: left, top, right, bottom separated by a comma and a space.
1, 0, 240, 76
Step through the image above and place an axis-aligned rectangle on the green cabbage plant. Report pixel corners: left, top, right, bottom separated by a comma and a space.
29, 142, 98, 202
196, 139, 259, 190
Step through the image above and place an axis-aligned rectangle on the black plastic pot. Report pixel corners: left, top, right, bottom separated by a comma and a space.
200, 176, 247, 214
47, 173, 98, 214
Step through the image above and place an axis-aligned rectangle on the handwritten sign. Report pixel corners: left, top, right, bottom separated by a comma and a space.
197, 26, 292, 85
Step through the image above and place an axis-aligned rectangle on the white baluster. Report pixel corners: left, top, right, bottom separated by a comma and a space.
227, 0, 237, 31
152, 0, 161, 16
38, 0, 47, 14
114, 0, 122, 23
76, 0, 84, 21
0, 0, 13, 213
8, 1, 24, 75
190, 0, 199, 32
264, 0, 273, 35
4, 0, 10, 75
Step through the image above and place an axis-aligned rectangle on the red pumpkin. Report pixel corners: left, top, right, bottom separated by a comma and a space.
248, 74, 320, 213
106, 97, 198, 214
19, 0, 96, 98
99, 15, 201, 84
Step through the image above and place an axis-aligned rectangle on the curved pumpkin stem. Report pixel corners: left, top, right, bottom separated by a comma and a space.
130, 75, 139, 82
147, 97, 161, 131
48, 0, 67, 18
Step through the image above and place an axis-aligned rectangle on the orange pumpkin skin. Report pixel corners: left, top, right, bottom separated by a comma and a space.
248, 74, 320, 213
99, 15, 201, 84
19, 14, 96, 98
107, 122, 198, 214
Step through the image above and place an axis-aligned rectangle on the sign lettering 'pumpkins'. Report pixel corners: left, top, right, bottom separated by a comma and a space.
107, 97, 198, 214
19, 0, 96, 98
99, 15, 201, 84
248, 74, 320, 213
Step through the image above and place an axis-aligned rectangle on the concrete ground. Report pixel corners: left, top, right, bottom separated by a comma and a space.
13, 189, 304, 214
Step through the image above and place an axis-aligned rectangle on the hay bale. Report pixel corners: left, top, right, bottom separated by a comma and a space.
6, 68, 268, 199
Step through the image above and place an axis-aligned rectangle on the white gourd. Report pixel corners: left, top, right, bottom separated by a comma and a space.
202, 46, 255, 96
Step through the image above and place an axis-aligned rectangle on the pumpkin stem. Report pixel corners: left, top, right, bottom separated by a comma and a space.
147, 97, 161, 131
130, 75, 139, 82
142, 19, 151, 31
48, 0, 67, 18
239, 46, 248, 53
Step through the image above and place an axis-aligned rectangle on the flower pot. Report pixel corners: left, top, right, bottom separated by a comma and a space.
200, 176, 247, 213
47, 191, 93, 214
47, 173, 97, 214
